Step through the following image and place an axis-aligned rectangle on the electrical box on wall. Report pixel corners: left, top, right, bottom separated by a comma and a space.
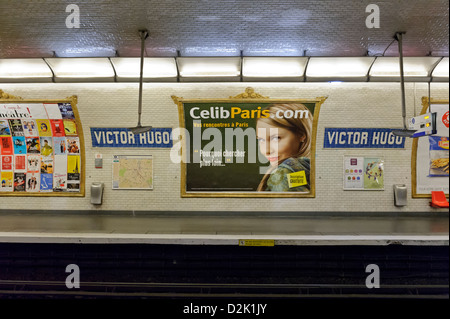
408, 112, 437, 138
394, 184, 408, 207
91, 183, 104, 205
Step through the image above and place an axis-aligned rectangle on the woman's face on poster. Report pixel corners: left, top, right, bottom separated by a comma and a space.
257, 121, 302, 167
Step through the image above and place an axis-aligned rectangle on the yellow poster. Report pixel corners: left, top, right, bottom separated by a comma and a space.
67, 155, 81, 174
63, 119, 78, 136
36, 119, 52, 137
0, 172, 14, 192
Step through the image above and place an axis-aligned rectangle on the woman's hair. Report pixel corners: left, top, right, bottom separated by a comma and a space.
256, 103, 313, 191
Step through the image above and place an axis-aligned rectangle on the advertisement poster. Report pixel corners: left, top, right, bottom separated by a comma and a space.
344, 157, 385, 191
173, 90, 327, 197
0, 99, 83, 196
413, 101, 450, 197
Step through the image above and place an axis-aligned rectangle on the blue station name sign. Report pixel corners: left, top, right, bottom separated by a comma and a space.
324, 128, 406, 149
91, 127, 173, 148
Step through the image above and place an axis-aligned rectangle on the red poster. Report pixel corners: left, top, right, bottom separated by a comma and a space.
2, 156, 13, 170
51, 120, 65, 137
15, 155, 26, 171
1, 137, 13, 155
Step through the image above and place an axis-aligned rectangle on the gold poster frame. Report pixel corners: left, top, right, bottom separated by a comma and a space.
172, 88, 327, 198
411, 97, 449, 198
0, 92, 85, 197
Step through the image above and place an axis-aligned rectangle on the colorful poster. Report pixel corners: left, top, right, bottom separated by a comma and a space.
173, 91, 326, 197
58, 103, 75, 120
50, 120, 65, 137
26, 172, 40, 192
8, 119, 24, 137
67, 137, 80, 154
1, 155, 13, 170
0, 120, 11, 136
40, 137, 54, 156
14, 173, 26, 192
14, 155, 27, 172
36, 119, 52, 137
41, 156, 54, 174
13, 136, 27, 154
1, 137, 13, 155
27, 155, 41, 173
63, 119, 78, 136
26, 137, 40, 154
0, 172, 14, 192
40, 173, 53, 192
1, 101, 83, 195
53, 137, 67, 155
343, 156, 384, 191
22, 120, 39, 137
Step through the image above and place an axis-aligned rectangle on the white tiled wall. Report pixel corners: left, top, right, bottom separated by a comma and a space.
0, 82, 448, 212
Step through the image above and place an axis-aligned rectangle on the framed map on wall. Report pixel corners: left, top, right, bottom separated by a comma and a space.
112, 155, 153, 190
0, 92, 85, 197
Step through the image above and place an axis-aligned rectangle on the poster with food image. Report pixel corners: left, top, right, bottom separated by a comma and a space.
26, 137, 40, 154
27, 155, 41, 172
63, 119, 78, 136
26, 172, 40, 193
50, 119, 65, 137
8, 119, 24, 137
0, 99, 83, 196
22, 120, 39, 137
173, 90, 327, 198
0, 172, 14, 192
13, 136, 27, 154
53, 137, 67, 155
14, 155, 27, 172
36, 119, 52, 137
14, 172, 26, 192
0, 120, 11, 136
413, 101, 450, 197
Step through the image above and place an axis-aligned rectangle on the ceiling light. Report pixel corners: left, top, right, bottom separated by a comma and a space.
110, 57, 178, 82
0, 59, 53, 82
306, 57, 375, 81
370, 57, 441, 82
44, 58, 115, 82
242, 57, 308, 81
177, 57, 241, 82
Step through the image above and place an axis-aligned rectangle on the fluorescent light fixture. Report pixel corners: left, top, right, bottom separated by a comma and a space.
432, 57, 449, 82
45, 58, 115, 82
242, 57, 308, 81
110, 57, 178, 82
370, 57, 441, 82
0, 59, 53, 82
306, 57, 375, 82
177, 57, 241, 81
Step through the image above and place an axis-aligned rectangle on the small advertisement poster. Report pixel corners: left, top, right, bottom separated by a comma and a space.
22, 120, 39, 137
13, 136, 27, 155
58, 103, 75, 120
0, 172, 14, 192
53, 155, 68, 192
36, 119, 52, 137
14, 172, 26, 192
40, 137, 54, 156
0, 120, 11, 136
40, 173, 53, 192
41, 156, 54, 174
53, 137, 67, 155
67, 137, 80, 154
63, 119, 78, 136
344, 156, 384, 191
1, 155, 13, 170
8, 119, 24, 137
27, 155, 41, 173
1, 137, 13, 155
14, 155, 27, 172
26, 137, 41, 154
26, 172, 40, 193
50, 120, 65, 137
